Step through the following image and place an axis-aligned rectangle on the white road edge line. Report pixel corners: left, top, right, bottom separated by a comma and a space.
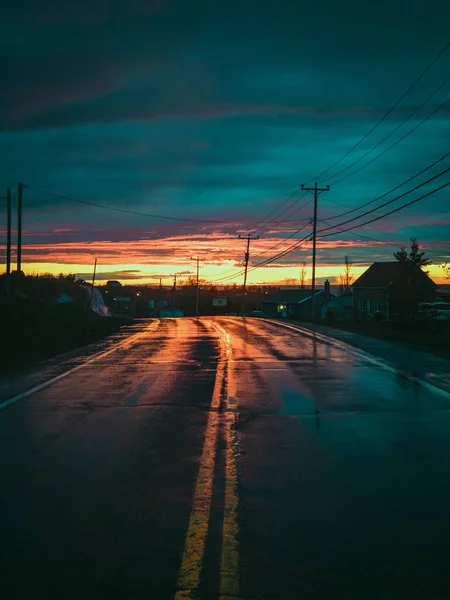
265, 319, 450, 400
0, 320, 161, 411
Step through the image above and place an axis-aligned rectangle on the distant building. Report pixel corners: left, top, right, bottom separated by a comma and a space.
321, 294, 353, 322
352, 262, 436, 320
262, 281, 333, 319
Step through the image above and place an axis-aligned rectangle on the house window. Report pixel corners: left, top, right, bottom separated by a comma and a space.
358, 299, 367, 311
373, 299, 380, 312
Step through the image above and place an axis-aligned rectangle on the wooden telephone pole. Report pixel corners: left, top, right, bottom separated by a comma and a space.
6, 188, 11, 292
239, 234, 259, 316
191, 257, 204, 317
17, 183, 23, 273
170, 273, 184, 310
301, 183, 330, 319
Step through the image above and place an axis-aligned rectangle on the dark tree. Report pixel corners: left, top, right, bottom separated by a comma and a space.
299, 262, 307, 289
393, 238, 435, 318
394, 237, 431, 271
338, 255, 354, 295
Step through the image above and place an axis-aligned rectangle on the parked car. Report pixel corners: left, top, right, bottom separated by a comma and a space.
418, 301, 450, 321
433, 302, 450, 320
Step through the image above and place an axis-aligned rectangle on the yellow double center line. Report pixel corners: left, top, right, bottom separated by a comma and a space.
175, 323, 240, 600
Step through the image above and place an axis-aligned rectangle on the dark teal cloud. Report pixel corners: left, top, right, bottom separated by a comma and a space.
1, 0, 449, 267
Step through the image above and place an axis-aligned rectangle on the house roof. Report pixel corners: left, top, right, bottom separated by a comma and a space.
324, 294, 353, 307
263, 289, 326, 304
353, 262, 436, 289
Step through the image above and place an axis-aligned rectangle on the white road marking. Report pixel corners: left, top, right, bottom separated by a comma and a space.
264, 319, 450, 399
0, 320, 161, 411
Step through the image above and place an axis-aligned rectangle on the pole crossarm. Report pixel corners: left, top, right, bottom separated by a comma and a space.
300, 183, 330, 319
238, 234, 260, 316
191, 257, 205, 317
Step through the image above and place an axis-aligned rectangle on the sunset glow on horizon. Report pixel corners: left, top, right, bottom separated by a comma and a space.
1, 2, 449, 289
3, 220, 449, 286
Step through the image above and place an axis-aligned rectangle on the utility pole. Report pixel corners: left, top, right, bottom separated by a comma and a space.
239, 234, 259, 316
17, 182, 23, 273
170, 273, 179, 310
6, 188, 11, 289
301, 183, 330, 320
158, 277, 162, 316
89, 258, 98, 309
150, 275, 164, 316
191, 256, 204, 317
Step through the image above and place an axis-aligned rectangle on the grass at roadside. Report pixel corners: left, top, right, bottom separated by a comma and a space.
0, 298, 130, 375
313, 320, 450, 359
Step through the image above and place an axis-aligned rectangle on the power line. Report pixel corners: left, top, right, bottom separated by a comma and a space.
326, 87, 450, 185
191, 256, 205, 317
317, 219, 448, 257
317, 180, 450, 239
250, 188, 308, 233
238, 234, 259, 314
219, 230, 313, 283
324, 150, 450, 221
253, 196, 312, 236
248, 233, 312, 271
248, 40, 450, 232
245, 180, 448, 276
215, 178, 449, 284
264, 87, 447, 228
262, 155, 449, 278
331, 96, 449, 187
23, 184, 312, 225
248, 220, 313, 262
315, 165, 450, 236
208, 220, 313, 283
315, 40, 450, 182
300, 183, 330, 319
254, 175, 450, 269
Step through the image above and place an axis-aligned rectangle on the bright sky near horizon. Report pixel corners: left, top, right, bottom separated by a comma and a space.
1, 1, 449, 285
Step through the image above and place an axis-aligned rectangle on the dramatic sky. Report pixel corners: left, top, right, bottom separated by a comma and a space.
1, 0, 450, 285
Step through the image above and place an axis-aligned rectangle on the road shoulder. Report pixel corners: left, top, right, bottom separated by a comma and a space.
281, 319, 450, 395
0, 320, 157, 407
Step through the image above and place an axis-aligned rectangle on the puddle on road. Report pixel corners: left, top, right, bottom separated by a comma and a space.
279, 387, 317, 415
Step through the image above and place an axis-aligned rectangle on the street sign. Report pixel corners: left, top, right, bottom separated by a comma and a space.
212, 297, 228, 306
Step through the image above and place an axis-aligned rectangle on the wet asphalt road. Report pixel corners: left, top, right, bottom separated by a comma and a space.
1, 317, 450, 599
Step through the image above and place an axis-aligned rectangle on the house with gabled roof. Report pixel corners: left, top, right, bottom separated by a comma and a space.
262, 281, 333, 318
352, 262, 436, 320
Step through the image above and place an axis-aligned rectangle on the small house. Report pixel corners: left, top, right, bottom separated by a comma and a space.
321, 294, 353, 322
352, 262, 436, 320
263, 281, 333, 319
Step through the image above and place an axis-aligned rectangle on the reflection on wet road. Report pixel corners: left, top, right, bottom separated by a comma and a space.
1, 317, 450, 599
